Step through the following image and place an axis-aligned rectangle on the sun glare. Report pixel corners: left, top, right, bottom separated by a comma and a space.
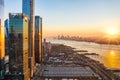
106, 27, 118, 35
110, 50, 115, 56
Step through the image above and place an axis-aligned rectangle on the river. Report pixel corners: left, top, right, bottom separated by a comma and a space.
47, 38, 120, 69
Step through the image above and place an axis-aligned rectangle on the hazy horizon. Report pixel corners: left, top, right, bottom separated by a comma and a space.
5, 0, 120, 38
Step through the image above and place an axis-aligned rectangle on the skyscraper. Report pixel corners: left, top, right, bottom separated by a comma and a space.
35, 16, 42, 63
22, 0, 35, 77
8, 13, 30, 80
5, 19, 9, 39
22, 0, 30, 19
0, 0, 5, 79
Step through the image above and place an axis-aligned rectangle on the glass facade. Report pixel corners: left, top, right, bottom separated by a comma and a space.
9, 13, 29, 80
35, 16, 42, 63
22, 0, 35, 77
5, 19, 9, 38
22, 0, 30, 19
0, 0, 5, 79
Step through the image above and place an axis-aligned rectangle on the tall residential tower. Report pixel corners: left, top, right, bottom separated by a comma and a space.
0, 0, 5, 79
22, 0, 35, 77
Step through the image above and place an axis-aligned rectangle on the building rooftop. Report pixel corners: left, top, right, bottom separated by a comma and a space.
43, 65, 99, 78
9, 13, 28, 19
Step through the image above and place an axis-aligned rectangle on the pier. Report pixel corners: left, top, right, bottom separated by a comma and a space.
33, 43, 116, 80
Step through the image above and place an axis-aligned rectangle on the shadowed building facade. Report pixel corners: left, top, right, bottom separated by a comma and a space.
35, 16, 42, 63
0, 0, 5, 79
8, 13, 30, 80
22, 0, 35, 77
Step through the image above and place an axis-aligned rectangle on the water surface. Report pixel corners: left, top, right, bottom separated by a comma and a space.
47, 38, 120, 69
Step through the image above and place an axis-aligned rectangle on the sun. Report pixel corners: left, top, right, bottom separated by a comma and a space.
106, 27, 118, 35
110, 50, 115, 55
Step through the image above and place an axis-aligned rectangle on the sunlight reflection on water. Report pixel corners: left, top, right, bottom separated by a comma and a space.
47, 38, 120, 69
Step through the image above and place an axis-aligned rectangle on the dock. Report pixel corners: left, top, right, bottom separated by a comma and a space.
33, 43, 117, 80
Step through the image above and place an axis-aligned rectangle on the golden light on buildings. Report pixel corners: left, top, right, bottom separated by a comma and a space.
24, 16, 28, 21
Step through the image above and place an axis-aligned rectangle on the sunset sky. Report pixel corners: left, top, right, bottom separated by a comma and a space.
5, 0, 120, 37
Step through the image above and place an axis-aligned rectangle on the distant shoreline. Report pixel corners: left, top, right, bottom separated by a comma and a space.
56, 38, 120, 45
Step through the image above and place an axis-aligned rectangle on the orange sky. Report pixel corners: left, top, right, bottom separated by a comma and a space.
43, 24, 120, 38
5, 0, 120, 38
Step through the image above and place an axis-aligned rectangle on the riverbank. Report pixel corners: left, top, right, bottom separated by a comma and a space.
47, 38, 120, 69
44, 43, 118, 80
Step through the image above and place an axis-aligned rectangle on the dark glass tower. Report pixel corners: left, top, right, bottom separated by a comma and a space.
35, 16, 42, 63
0, 0, 5, 79
8, 13, 30, 80
5, 19, 9, 39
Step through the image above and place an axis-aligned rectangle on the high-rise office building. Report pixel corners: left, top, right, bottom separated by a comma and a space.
8, 13, 30, 80
22, 0, 30, 19
4, 19, 9, 58
22, 0, 35, 77
5, 19, 9, 39
35, 16, 42, 63
0, 0, 5, 79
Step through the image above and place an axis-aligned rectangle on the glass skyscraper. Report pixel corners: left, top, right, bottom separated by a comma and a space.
8, 13, 30, 80
22, 0, 35, 77
0, 0, 5, 79
22, 0, 30, 19
5, 19, 9, 38
35, 16, 42, 63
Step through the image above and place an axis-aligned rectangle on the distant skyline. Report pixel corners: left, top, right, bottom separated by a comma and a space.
5, 0, 120, 37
